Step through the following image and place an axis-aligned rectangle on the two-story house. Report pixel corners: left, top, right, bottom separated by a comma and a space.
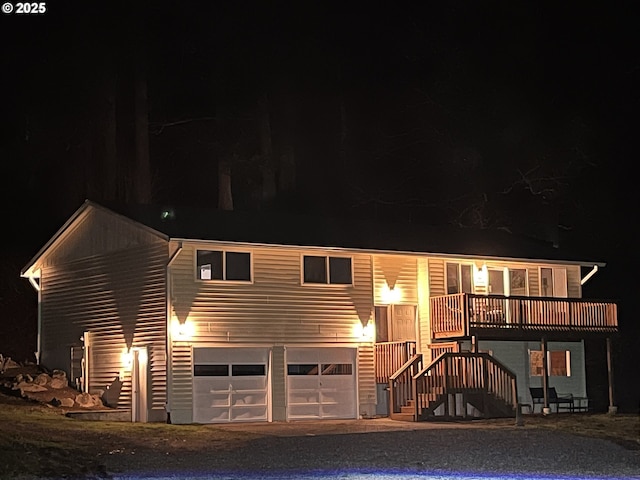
20, 200, 618, 423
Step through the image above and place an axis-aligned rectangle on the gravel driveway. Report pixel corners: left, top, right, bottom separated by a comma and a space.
102, 419, 640, 479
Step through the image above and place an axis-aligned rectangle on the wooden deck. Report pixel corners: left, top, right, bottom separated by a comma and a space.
431, 293, 618, 341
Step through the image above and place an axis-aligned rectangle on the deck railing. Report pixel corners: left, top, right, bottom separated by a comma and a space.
375, 341, 416, 384
431, 293, 618, 339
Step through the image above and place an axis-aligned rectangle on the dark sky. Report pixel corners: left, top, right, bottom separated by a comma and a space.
1, 1, 638, 383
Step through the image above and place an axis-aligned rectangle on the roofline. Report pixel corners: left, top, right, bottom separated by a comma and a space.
169, 237, 607, 268
21, 200, 169, 278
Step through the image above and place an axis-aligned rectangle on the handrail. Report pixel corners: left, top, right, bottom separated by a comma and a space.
375, 341, 416, 384
414, 352, 518, 419
388, 353, 422, 420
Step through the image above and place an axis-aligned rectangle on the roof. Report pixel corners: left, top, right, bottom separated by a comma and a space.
21, 199, 605, 278
100, 201, 604, 265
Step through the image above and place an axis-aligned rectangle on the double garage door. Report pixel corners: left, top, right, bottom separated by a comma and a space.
193, 347, 356, 423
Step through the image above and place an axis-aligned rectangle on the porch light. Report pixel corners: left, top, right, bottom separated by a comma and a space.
121, 349, 133, 369
171, 319, 194, 340
381, 284, 401, 304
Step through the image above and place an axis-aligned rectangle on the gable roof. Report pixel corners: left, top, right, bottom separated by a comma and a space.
22, 199, 605, 278
102, 201, 603, 266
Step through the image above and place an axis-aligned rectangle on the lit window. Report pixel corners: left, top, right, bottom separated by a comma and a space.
197, 250, 251, 281
529, 350, 571, 377
303, 255, 352, 285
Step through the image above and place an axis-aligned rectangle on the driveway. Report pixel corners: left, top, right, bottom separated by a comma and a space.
104, 418, 640, 479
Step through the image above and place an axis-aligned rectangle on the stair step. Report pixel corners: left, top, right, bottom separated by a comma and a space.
390, 412, 415, 422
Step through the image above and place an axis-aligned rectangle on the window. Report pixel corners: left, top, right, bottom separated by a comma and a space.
509, 269, 527, 296
529, 350, 571, 377
446, 263, 473, 294
197, 250, 251, 281
303, 255, 352, 285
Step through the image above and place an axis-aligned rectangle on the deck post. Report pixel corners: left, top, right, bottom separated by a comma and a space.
541, 337, 550, 413
606, 337, 617, 414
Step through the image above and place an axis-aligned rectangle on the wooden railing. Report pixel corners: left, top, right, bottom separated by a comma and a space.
388, 354, 422, 419
431, 294, 618, 338
375, 341, 416, 384
415, 352, 517, 419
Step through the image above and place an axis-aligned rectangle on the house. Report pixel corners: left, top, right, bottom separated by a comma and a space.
20, 200, 619, 423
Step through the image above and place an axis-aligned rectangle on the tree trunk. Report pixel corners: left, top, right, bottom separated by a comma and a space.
218, 160, 234, 211
259, 94, 276, 204
133, 46, 152, 204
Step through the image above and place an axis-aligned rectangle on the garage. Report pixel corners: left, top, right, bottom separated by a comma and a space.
193, 347, 270, 423
286, 347, 357, 420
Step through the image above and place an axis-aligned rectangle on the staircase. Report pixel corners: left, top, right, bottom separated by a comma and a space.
389, 352, 518, 421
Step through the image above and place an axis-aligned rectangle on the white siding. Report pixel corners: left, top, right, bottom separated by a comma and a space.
40, 241, 168, 421
168, 243, 374, 422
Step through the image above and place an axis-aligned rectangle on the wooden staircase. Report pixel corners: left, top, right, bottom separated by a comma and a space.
389, 352, 518, 421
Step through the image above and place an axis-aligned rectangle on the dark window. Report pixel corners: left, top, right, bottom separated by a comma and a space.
194, 364, 228, 376
329, 257, 352, 284
226, 252, 251, 281
303, 255, 352, 284
197, 250, 251, 281
461, 265, 473, 293
321, 363, 352, 375
287, 364, 318, 375
303, 256, 327, 283
232, 364, 266, 376
197, 250, 223, 280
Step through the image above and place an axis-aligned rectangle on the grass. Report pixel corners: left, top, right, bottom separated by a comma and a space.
0, 390, 638, 479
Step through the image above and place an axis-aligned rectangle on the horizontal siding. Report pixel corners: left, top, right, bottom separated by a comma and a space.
417, 258, 431, 358
40, 206, 164, 270
373, 255, 418, 305
170, 244, 373, 344
357, 345, 376, 417
428, 259, 445, 297
41, 242, 168, 414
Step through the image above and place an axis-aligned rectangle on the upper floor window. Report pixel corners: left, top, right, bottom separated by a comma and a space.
303, 255, 352, 285
446, 263, 473, 294
197, 250, 251, 281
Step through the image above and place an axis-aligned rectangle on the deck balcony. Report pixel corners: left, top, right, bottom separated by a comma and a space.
430, 293, 618, 341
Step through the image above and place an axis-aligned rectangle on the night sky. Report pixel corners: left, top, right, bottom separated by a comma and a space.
1, 2, 638, 408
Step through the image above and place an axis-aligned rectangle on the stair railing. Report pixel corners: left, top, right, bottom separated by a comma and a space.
388, 353, 422, 420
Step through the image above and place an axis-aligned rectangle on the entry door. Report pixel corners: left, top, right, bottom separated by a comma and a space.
391, 305, 416, 342
132, 347, 148, 423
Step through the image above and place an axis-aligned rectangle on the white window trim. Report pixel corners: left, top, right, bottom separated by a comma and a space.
195, 248, 254, 283
300, 254, 354, 286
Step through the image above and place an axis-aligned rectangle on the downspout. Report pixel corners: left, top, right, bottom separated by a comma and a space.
27, 274, 42, 364
580, 265, 599, 285
165, 241, 183, 423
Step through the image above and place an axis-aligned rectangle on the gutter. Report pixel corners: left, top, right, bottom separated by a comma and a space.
580, 265, 599, 285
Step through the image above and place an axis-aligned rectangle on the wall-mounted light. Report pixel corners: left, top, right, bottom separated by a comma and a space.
171, 319, 194, 340
353, 321, 375, 340
381, 283, 402, 304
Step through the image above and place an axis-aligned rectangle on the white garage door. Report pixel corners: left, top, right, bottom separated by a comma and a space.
193, 348, 270, 423
286, 347, 357, 420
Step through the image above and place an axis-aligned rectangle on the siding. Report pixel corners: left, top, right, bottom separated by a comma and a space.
357, 345, 376, 417
39, 207, 168, 421
479, 340, 587, 403
373, 255, 418, 305
169, 243, 374, 419
417, 258, 431, 359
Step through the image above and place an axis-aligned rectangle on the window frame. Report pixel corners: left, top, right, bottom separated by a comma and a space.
528, 349, 571, 377
195, 248, 253, 283
301, 254, 354, 286
445, 262, 474, 295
